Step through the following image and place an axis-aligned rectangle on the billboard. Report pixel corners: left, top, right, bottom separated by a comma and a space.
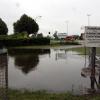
85, 26, 100, 47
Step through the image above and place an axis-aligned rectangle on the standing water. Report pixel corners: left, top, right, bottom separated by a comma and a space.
1, 47, 100, 95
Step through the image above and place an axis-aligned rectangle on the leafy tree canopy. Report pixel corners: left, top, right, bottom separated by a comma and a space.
0, 18, 8, 35
13, 14, 39, 35
53, 31, 58, 39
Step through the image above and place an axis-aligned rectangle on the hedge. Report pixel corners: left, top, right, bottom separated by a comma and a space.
0, 38, 50, 47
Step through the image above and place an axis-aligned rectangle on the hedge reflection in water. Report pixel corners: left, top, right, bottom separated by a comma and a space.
8, 49, 50, 74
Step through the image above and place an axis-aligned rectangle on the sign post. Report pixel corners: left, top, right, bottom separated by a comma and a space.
85, 26, 100, 47
84, 26, 100, 83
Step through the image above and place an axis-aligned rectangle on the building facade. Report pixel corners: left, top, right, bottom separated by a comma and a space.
57, 33, 67, 39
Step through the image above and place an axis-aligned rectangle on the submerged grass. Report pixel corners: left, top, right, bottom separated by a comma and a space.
66, 47, 100, 55
1, 89, 100, 100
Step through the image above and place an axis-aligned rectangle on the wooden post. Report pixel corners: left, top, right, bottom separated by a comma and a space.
91, 47, 96, 75
90, 47, 96, 90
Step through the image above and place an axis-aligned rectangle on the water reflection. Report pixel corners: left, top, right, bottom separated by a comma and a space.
55, 49, 67, 60
0, 49, 8, 99
8, 48, 50, 74
15, 55, 39, 74
2, 47, 100, 95
7, 47, 99, 94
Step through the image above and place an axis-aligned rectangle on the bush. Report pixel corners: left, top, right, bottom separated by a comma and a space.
0, 38, 50, 47
61, 41, 80, 45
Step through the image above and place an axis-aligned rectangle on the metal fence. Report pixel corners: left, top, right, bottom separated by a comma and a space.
0, 53, 8, 100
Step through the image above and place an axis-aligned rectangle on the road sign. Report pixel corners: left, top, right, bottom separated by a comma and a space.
85, 26, 100, 47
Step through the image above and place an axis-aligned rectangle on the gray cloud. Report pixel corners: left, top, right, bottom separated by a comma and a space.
0, 0, 100, 35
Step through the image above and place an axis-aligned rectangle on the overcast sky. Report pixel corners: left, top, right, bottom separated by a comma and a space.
0, 0, 100, 36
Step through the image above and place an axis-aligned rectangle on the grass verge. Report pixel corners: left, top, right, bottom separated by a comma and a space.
1, 89, 100, 100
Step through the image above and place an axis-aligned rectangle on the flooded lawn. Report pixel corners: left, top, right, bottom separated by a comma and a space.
0, 46, 100, 95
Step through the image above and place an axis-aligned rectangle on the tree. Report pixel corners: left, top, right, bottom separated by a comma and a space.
13, 14, 39, 35
53, 31, 58, 39
0, 18, 8, 35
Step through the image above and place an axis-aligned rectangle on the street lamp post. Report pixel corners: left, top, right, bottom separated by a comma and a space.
87, 14, 91, 63
87, 14, 91, 26
66, 21, 69, 36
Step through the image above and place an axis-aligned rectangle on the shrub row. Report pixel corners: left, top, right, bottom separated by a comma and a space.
0, 38, 50, 47
60, 41, 80, 45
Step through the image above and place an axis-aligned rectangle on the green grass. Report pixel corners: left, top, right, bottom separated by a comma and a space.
1, 90, 100, 100
66, 47, 100, 55
50, 39, 80, 45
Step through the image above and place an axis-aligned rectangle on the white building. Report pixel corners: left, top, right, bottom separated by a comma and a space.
57, 33, 67, 39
